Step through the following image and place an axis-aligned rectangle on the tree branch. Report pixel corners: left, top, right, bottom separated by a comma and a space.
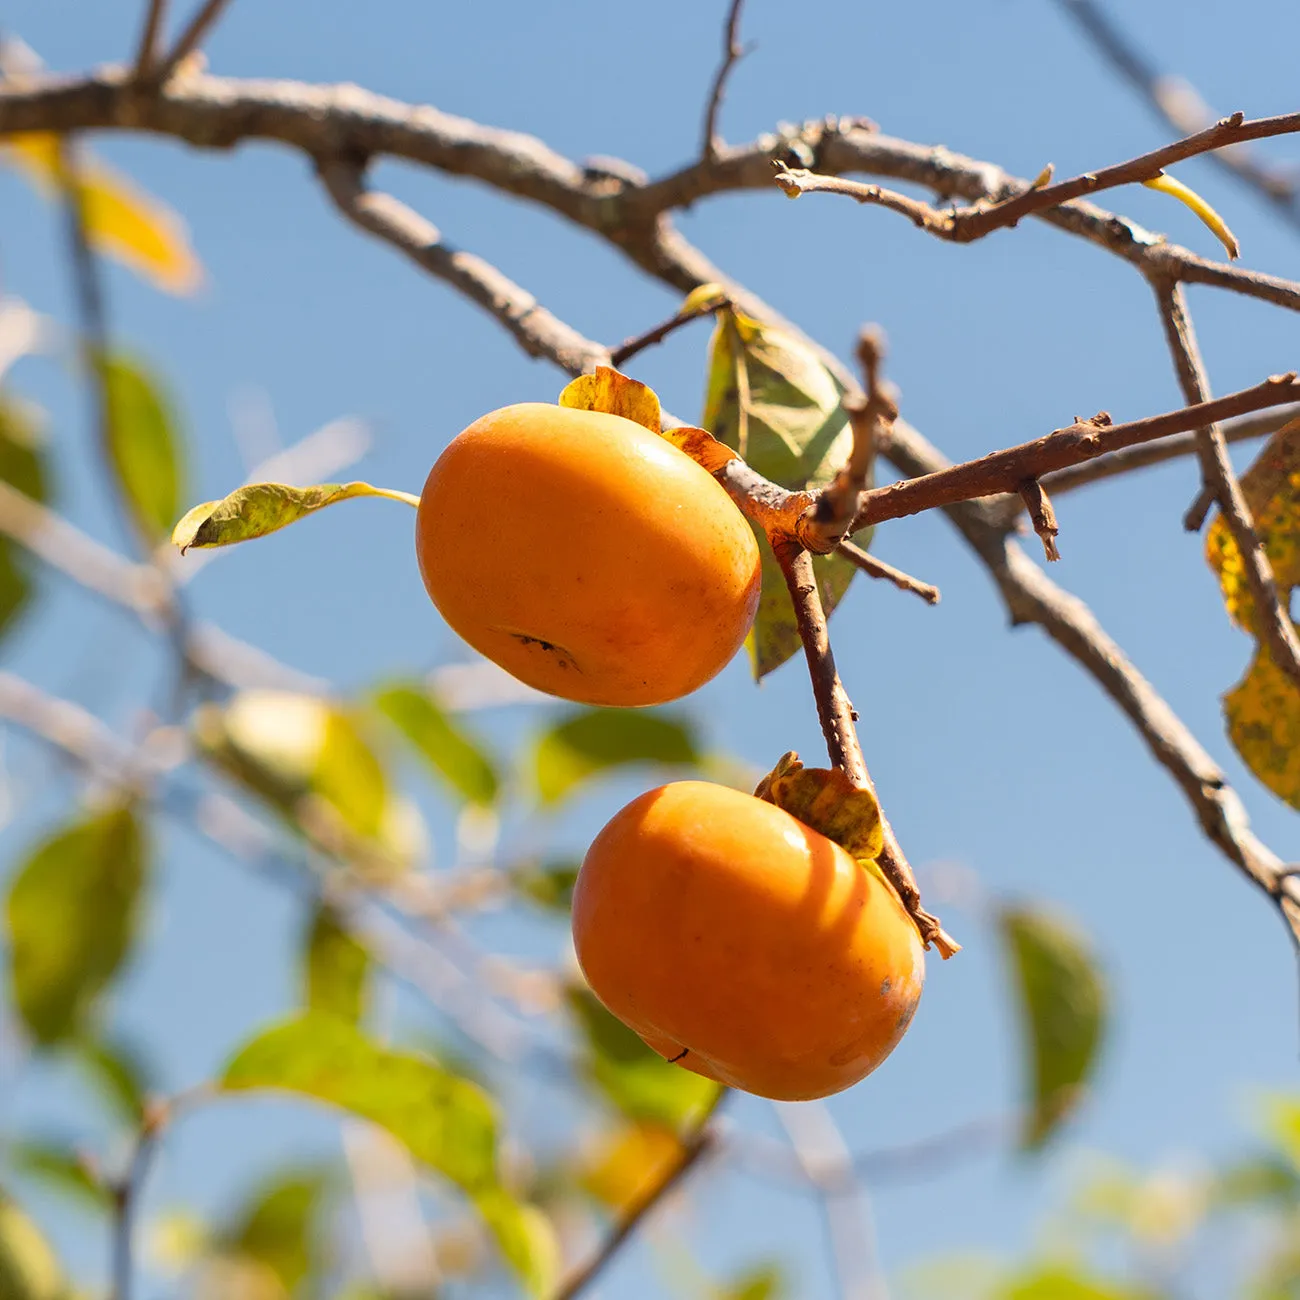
701, 0, 750, 162
835, 539, 940, 605
132, 0, 170, 83
1151, 279, 1300, 689
317, 157, 608, 377
151, 0, 234, 84
1053, 0, 1300, 233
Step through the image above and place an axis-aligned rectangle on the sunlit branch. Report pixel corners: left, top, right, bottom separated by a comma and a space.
701, 0, 750, 161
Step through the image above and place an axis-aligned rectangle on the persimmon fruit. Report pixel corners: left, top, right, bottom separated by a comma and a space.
571, 780, 925, 1101
415, 402, 762, 707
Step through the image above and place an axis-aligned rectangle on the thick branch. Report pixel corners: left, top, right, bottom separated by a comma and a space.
1151, 280, 1300, 689
317, 158, 608, 377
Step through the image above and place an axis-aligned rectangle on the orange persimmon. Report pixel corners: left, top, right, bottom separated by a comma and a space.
571, 780, 925, 1101
415, 403, 761, 706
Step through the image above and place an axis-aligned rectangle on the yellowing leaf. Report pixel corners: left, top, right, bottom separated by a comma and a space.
700, 302, 872, 678
192, 691, 425, 875
0, 393, 50, 642
218, 1169, 330, 1294
1000, 905, 1107, 1149
0, 1190, 66, 1300
1144, 171, 1240, 261
4, 133, 202, 294
101, 353, 186, 545
471, 1188, 560, 1299
1223, 641, 1300, 808
4, 804, 147, 1046
659, 423, 739, 473
754, 751, 883, 865
1206, 415, 1300, 635
302, 904, 370, 1025
580, 1121, 684, 1211
172, 480, 419, 553
558, 366, 660, 432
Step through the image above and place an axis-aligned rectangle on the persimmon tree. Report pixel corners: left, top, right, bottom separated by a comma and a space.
1, 0, 1300, 1297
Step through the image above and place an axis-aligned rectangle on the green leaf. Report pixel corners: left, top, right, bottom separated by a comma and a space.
373, 682, 499, 806
221, 1014, 499, 1194
5, 805, 147, 1045
532, 708, 700, 805
999, 906, 1107, 1149
1212, 1156, 1300, 1208
0, 393, 50, 642
75, 1036, 150, 1126
719, 1263, 787, 1300
7, 1142, 110, 1213
0, 1189, 68, 1300
998, 1264, 1158, 1300
172, 480, 418, 553
100, 353, 185, 544
1262, 1094, 1300, 1171
513, 859, 581, 913
219, 1169, 330, 1293
701, 305, 873, 678
192, 690, 425, 876
567, 987, 719, 1129
302, 904, 370, 1025
473, 1186, 561, 1299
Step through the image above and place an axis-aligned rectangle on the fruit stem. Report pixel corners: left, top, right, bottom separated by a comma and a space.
773, 536, 961, 959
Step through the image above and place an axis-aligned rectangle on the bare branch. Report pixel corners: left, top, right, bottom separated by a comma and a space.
701, 0, 749, 162
109, 1099, 169, 1300
772, 537, 958, 958
835, 540, 940, 605
318, 157, 608, 377
132, 0, 170, 82
772, 164, 950, 232
609, 297, 721, 369
1151, 280, 1300, 689
1053, 0, 1300, 233
152, 0, 234, 84
1038, 404, 1299, 498
849, 374, 1300, 533
805, 327, 895, 551
555, 1092, 726, 1300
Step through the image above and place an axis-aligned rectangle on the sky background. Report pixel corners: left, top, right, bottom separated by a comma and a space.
2, 0, 1300, 1296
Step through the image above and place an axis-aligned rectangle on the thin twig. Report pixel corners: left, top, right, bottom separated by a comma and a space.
318, 158, 609, 377
555, 1091, 727, 1300
701, 0, 749, 162
1152, 279, 1300, 689
109, 1099, 169, 1300
1053, 0, 1300, 233
609, 299, 720, 369
772, 537, 958, 958
151, 0, 233, 84
807, 327, 895, 550
1017, 479, 1061, 561
132, 0, 171, 82
835, 540, 940, 605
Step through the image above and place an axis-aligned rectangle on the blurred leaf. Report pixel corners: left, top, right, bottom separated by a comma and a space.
1223, 643, 1300, 809
558, 366, 660, 432
1262, 1095, 1300, 1171
302, 904, 370, 1025
100, 353, 186, 545
512, 859, 581, 913
193, 690, 425, 875
3, 133, 201, 294
5, 805, 147, 1045
754, 751, 883, 862
567, 987, 719, 1128
219, 1169, 330, 1294
221, 1014, 498, 1193
472, 1186, 560, 1298
0, 393, 49, 642
172, 481, 418, 553
532, 708, 700, 805
579, 1121, 683, 1212
1213, 1156, 1300, 1207
718, 1262, 787, 1300
700, 303, 871, 678
373, 682, 499, 807
0, 1188, 67, 1300
75, 1035, 150, 1126
999, 905, 1106, 1149
7, 1142, 110, 1213
998, 1264, 1158, 1300
1206, 415, 1300, 636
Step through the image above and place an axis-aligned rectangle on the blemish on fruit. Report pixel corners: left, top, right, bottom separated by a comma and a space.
667, 1046, 690, 1064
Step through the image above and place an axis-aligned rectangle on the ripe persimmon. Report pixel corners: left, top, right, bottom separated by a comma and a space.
415, 403, 761, 707
571, 780, 925, 1101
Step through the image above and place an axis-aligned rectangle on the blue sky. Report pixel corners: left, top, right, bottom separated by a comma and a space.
3, 0, 1300, 1296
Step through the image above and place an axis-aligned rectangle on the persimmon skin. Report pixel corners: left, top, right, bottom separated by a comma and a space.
415, 403, 761, 707
572, 781, 925, 1102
